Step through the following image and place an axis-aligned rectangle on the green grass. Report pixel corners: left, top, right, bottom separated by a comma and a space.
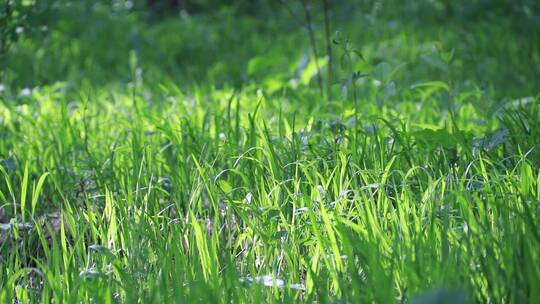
1, 1, 539, 303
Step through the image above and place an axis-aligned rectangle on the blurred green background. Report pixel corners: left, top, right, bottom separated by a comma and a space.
1, 0, 539, 99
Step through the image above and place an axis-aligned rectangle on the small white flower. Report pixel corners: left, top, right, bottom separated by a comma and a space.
15, 27, 24, 34
244, 192, 252, 204
20, 88, 31, 97
0, 84, 5, 92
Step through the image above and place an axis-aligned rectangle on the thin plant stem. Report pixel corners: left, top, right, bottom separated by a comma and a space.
301, 0, 324, 97
322, 0, 333, 101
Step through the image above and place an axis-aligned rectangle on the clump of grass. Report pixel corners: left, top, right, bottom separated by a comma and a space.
0, 80, 538, 302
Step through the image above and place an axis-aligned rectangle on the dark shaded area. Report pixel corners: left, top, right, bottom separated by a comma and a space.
1, 0, 539, 98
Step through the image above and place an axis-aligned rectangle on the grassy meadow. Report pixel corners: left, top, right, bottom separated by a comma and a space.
1, 1, 539, 302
